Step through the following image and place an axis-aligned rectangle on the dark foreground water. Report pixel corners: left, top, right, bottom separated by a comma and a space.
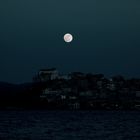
0, 110, 140, 140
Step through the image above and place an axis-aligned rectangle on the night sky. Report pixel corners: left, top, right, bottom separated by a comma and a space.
0, 0, 140, 83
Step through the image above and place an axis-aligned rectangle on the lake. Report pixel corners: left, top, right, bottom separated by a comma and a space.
0, 110, 140, 140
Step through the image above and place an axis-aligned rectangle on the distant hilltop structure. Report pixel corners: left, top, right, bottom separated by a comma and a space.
33, 68, 70, 82
39, 68, 59, 81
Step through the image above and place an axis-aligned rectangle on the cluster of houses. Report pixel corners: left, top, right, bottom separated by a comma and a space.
32, 68, 140, 110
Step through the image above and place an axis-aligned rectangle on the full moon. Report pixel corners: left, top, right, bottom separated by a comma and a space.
64, 33, 73, 43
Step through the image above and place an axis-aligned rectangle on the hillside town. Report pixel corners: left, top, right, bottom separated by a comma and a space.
1, 68, 140, 110
30, 68, 140, 110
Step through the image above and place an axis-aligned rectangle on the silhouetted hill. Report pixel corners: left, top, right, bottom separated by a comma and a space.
0, 81, 46, 108
0, 81, 16, 87
0, 82, 17, 95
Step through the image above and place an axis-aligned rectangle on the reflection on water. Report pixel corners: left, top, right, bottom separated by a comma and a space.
0, 110, 140, 140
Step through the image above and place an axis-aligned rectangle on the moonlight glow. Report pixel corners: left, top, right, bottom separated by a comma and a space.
64, 33, 73, 43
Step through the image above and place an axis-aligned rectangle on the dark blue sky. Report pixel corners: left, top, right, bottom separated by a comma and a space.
0, 0, 140, 83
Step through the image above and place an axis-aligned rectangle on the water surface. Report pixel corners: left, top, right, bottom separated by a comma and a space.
0, 110, 140, 140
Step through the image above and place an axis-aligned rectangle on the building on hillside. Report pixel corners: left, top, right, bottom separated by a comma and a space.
33, 68, 59, 82
40, 88, 60, 102
58, 75, 71, 80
